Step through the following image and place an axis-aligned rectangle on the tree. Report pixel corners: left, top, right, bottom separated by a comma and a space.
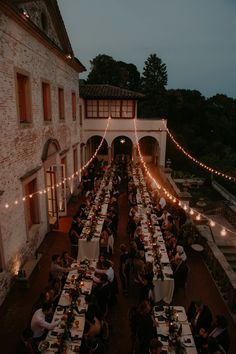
87, 54, 119, 85
140, 54, 168, 117
87, 54, 140, 90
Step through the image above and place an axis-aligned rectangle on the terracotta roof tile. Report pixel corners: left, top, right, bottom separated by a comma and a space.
80, 84, 144, 99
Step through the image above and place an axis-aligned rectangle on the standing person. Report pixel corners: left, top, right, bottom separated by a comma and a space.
138, 262, 154, 301
134, 300, 157, 354
187, 300, 213, 334
69, 216, 83, 258
119, 244, 131, 294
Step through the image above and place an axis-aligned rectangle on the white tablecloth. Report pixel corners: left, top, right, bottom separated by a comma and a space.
78, 238, 100, 261
153, 277, 174, 304
154, 306, 198, 354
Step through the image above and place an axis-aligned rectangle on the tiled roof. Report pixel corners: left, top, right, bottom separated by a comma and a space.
79, 84, 144, 99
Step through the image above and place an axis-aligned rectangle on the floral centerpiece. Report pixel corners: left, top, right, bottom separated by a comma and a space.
165, 306, 174, 321
154, 252, 164, 281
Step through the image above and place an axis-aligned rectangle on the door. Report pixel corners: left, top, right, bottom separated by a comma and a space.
52, 164, 67, 216
46, 169, 58, 227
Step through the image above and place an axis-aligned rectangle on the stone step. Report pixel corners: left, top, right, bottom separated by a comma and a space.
223, 254, 236, 262
228, 263, 236, 271
218, 246, 236, 255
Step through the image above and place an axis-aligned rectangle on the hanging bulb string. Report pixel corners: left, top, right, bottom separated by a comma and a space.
134, 118, 236, 238
161, 120, 236, 182
2, 117, 111, 210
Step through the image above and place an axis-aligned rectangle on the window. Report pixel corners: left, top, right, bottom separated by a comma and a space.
86, 99, 98, 118
42, 82, 51, 121
25, 178, 39, 229
86, 100, 109, 118
98, 100, 109, 117
73, 148, 78, 174
110, 100, 134, 118
79, 105, 83, 126
58, 88, 65, 120
110, 100, 121, 118
121, 100, 134, 118
72, 92, 76, 120
16, 72, 32, 123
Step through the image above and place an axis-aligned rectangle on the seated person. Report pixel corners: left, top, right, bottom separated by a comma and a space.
93, 260, 114, 284
208, 315, 230, 353
31, 303, 63, 348
49, 254, 75, 281
61, 251, 75, 268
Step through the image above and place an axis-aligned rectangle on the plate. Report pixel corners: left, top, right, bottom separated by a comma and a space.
182, 336, 194, 347
38, 340, 49, 352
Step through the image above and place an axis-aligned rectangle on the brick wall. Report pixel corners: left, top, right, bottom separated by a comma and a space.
0, 12, 81, 304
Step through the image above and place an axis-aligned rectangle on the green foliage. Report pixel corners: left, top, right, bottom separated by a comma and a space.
179, 223, 202, 246
139, 53, 168, 117
87, 54, 140, 90
167, 89, 236, 188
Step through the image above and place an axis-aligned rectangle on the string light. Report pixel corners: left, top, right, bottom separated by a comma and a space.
162, 121, 236, 182
134, 118, 236, 239
1, 117, 111, 210
196, 214, 201, 221
221, 228, 226, 237
209, 220, 216, 227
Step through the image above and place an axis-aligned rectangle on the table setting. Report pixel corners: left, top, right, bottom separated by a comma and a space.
38, 260, 96, 353
154, 306, 198, 354
133, 165, 175, 303
78, 168, 115, 261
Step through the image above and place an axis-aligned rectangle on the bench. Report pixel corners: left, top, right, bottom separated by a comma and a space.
16, 253, 42, 288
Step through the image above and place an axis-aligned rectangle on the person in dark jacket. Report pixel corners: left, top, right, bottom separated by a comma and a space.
187, 300, 212, 334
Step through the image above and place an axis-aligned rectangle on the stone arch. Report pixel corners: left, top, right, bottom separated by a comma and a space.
138, 136, 160, 165
41, 138, 61, 162
112, 136, 133, 159
86, 135, 108, 160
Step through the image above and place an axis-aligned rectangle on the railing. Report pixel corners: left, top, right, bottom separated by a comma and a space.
212, 180, 236, 206
201, 236, 236, 315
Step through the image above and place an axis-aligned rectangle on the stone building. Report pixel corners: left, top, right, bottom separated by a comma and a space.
79, 84, 167, 166
0, 0, 85, 304
0, 0, 167, 305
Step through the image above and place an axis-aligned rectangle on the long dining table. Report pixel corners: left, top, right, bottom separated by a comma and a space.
133, 165, 175, 304
154, 305, 198, 353
41, 260, 96, 353
78, 167, 114, 261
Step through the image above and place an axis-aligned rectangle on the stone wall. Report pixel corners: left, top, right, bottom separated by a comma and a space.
0, 12, 81, 304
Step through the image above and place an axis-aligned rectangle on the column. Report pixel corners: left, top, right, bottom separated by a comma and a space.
132, 145, 137, 162
108, 146, 112, 165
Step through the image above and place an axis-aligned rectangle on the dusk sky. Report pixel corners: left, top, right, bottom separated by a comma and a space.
58, 0, 236, 99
